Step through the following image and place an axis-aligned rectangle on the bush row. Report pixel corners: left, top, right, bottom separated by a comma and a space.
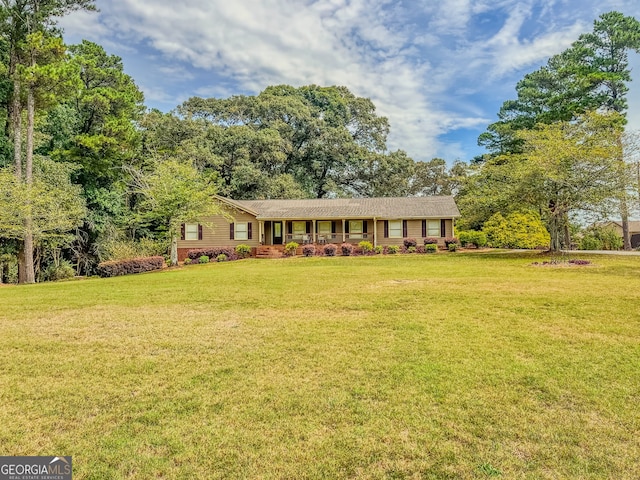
187, 247, 239, 261
292, 242, 454, 257
97, 256, 165, 277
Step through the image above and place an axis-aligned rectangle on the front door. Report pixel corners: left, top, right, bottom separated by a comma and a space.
273, 221, 283, 245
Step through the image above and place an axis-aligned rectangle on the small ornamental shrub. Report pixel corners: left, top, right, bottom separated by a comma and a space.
324, 243, 337, 256
183, 258, 192, 265
284, 242, 299, 256
199, 255, 210, 264
578, 225, 622, 251
425, 243, 438, 253
235, 244, 252, 259
216, 253, 228, 262
302, 244, 316, 257
407, 246, 417, 254
341, 243, 354, 256
444, 237, 459, 248
374, 245, 384, 254
359, 241, 373, 253
458, 230, 487, 248
448, 243, 458, 252
97, 256, 165, 278
387, 245, 399, 254
403, 238, 417, 248
568, 259, 591, 265
424, 237, 438, 245
416, 245, 426, 254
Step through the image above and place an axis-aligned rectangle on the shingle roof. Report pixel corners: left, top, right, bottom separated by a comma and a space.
225, 196, 460, 220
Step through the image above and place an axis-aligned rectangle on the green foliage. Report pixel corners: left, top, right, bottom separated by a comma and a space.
483, 212, 550, 249
235, 244, 251, 259
448, 243, 458, 252
424, 243, 438, 253
374, 245, 383, 254
579, 226, 623, 251
458, 230, 488, 248
284, 242, 298, 256
198, 255, 209, 264
216, 254, 227, 262
386, 245, 399, 254
407, 246, 417, 254
42, 259, 75, 281
183, 258, 192, 265
358, 241, 373, 253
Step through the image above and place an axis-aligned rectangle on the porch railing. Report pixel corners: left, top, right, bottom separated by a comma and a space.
284, 233, 371, 244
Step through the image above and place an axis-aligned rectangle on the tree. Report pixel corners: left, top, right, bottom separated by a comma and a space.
131, 159, 224, 265
0, 0, 96, 283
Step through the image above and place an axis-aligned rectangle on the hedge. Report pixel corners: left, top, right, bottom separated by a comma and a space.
187, 247, 238, 261
97, 256, 165, 278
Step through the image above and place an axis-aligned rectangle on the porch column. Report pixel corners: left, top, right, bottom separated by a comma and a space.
373, 217, 377, 248
451, 217, 455, 238
259, 221, 264, 244
283, 221, 286, 244
312, 219, 316, 244
342, 219, 346, 243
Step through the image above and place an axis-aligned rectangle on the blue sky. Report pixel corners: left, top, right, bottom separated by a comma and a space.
60, 0, 640, 163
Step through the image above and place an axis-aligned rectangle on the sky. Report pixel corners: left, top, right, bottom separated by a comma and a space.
59, 0, 640, 163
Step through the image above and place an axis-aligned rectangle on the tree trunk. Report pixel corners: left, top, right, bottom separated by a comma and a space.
20, 83, 36, 283
621, 198, 631, 251
170, 235, 178, 266
12, 77, 22, 179
548, 200, 562, 252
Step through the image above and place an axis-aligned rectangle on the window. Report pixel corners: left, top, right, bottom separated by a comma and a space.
427, 220, 440, 237
349, 220, 363, 239
185, 223, 199, 241
318, 221, 332, 235
235, 222, 248, 240
388, 220, 402, 238
292, 221, 306, 237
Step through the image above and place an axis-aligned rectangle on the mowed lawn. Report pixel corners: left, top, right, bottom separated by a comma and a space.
1, 252, 639, 479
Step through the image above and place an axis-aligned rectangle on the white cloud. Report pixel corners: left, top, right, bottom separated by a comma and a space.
60, 0, 640, 162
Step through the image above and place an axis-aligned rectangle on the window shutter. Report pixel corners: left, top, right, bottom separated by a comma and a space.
363, 221, 368, 233
180, 223, 185, 241
230, 223, 235, 240
345, 221, 350, 234
384, 220, 389, 238
331, 221, 336, 234
248, 222, 253, 240
198, 224, 203, 240
441, 219, 446, 237
287, 222, 292, 234
422, 220, 427, 238
306, 221, 311, 234
402, 220, 408, 237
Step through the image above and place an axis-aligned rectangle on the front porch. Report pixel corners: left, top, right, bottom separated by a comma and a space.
259, 219, 376, 247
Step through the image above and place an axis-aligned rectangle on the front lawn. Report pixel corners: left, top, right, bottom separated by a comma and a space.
1, 252, 638, 479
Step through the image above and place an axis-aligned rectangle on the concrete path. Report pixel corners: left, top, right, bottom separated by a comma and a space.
562, 250, 640, 256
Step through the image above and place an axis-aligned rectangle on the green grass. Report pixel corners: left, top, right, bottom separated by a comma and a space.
1, 252, 639, 479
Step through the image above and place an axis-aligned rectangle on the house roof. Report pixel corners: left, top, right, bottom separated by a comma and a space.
224, 196, 460, 220
603, 220, 640, 233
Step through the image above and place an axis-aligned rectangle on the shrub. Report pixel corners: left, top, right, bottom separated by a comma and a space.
425, 243, 438, 253
483, 211, 550, 249
424, 237, 438, 245
387, 245, 399, 254
407, 246, 417, 254
324, 243, 337, 256
216, 254, 227, 262
284, 242, 299, 256
187, 247, 237, 261
415, 245, 426, 254
374, 245, 384, 254
183, 258, 192, 265
235, 244, 252, 259
359, 241, 373, 253
444, 237, 459, 248
97, 256, 165, 278
199, 255, 210, 264
42, 259, 75, 281
403, 238, 417, 248
578, 225, 622, 251
341, 243, 354, 256
458, 230, 487, 248
568, 259, 591, 265
302, 244, 316, 257
448, 243, 457, 252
